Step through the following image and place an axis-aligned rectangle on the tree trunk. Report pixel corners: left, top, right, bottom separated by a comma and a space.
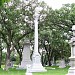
4, 46, 11, 70
19, 55, 22, 65
41, 51, 44, 66
0, 38, 2, 68
0, 49, 2, 68
54, 57, 57, 66
48, 59, 52, 66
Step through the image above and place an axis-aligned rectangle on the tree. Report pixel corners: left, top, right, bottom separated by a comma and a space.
0, 0, 10, 6
0, 0, 47, 69
0, 0, 33, 70
38, 3, 73, 66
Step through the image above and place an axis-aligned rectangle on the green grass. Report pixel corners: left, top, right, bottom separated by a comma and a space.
0, 68, 25, 75
0, 66, 69, 75
33, 66, 69, 75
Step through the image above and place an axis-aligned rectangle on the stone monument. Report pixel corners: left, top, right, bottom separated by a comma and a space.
59, 59, 66, 68
29, 7, 46, 72
19, 40, 31, 69
51, 57, 55, 66
67, 25, 75, 75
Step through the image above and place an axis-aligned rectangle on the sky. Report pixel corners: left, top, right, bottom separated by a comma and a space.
39, 0, 75, 9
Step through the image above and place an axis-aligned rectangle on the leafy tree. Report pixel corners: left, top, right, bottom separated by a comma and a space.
38, 3, 74, 66
0, 0, 10, 6
0, 0, 47, 69
0, 0, 33, 70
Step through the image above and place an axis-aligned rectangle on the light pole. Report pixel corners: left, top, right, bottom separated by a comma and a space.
29, 7, 47, 72
67, 25, 75, 75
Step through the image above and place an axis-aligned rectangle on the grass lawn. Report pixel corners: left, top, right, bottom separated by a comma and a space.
0, 66, 69, 75
33, 66, 69, 75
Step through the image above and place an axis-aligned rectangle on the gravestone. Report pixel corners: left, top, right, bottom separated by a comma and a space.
19, 41, 31, 69
51, 57, 55, 66
59, 59, 66, 68
10, 61, 14, 68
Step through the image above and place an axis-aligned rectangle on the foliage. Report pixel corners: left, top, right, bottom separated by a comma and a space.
0, 0, 47, 69
0, 0, 10, 6
10, 51, 16, 61
38, 3, 75, 65
2, 52, 6, 64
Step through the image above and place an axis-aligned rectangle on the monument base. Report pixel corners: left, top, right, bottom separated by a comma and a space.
29, 53, 47, 72
19, 60, 32, 69
66, 67, 75, 75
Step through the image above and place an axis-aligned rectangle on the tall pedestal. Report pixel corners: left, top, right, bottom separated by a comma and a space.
29, 53, 46, 72
29, 7, 46, 72
67, 25, 75, 75
67, 57, 75, 75
19, 41, 31, 69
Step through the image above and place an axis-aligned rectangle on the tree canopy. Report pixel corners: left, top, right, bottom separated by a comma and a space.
0, 0, 10, 6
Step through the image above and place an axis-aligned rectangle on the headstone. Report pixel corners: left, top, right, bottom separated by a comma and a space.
10, 61, 14, 68
51, 57, 55, 66
19, 41, 31, 69
59, 59, 66, 68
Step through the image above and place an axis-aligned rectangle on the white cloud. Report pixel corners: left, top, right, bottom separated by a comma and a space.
39, 0, 75, 9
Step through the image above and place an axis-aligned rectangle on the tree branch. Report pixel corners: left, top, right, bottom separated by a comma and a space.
18, 29, 34, 41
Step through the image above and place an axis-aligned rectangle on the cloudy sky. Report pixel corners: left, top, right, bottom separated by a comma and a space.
39, 0, 75, 9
